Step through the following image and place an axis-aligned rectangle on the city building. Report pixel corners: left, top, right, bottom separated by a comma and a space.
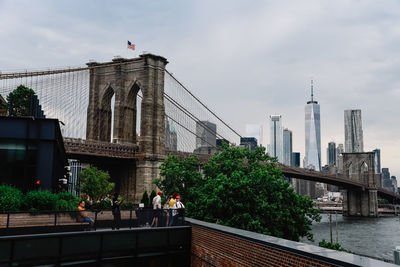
240, 137, 257, 151
327, 141, 336, 166
194, 121, 217, 155
373, 149, 381, 174
0, 117, 68, 192
216, 138, 229, 147
282, 129, 292, 166
304, 80, 321, 199
344, 109, 364, 153
304, 81, 321, 171
382, 168, 392, 191
391, 176, 397, 193
165, 118, 177, 151
267, 115, 282, 162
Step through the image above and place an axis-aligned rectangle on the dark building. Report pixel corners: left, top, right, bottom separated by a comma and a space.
240, 137, 257, 151
216, 138, 229, 147
0, 117, 68, 192
382, 168, 392, 191
327, 142, 336, 166
291, 152, 300, 167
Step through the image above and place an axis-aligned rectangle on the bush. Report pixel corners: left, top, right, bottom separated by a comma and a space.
90, 200, 112, 210
319, 239, 352, 253
120, 201, 135, 210
55, 192, 79, 211
23, 191, 57, 211
0, 185, 23, 212
141, 191, 150, 208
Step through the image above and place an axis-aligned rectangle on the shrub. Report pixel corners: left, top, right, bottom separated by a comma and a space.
0, 185, 23, 212
90, 200, 112, 210
79, 166, 114, 202
55, 192, 79, 211
120, 201, 135, 210
319, 239, 352, 253
141, 191, 150, 208
23, 191, 57, 211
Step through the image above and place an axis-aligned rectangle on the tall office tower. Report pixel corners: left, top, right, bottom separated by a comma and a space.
391, 176, 397, 193
373, 149, 381, 174
344, 109, 364, 153
336, 143, 344, 172
282, 129, 292, 165
304, 81, 321, 171
165, 118, 177, 151
327, 142, 336, 166
268, 115, 283, 162
382, 168, 391, 191
194, 121, 217, 155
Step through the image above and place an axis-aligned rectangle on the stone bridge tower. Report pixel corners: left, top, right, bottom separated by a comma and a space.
341, 152, 381, 217
86, 54, 168, 202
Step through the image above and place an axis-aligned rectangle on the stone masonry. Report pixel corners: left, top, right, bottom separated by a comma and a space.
340, 152, 381, 217
86, 54, 168, 202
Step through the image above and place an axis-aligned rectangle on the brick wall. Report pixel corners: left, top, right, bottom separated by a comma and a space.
187, 218, 396, 267
191, 225, 334, 267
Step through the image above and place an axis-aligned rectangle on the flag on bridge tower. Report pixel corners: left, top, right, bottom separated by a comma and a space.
127, 40, 135, 50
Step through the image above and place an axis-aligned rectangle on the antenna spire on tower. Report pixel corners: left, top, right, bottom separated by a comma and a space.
311, 79, 314, 102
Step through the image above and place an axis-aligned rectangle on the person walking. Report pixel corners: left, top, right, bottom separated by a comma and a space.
173, 195, 185, 226
151, 191, 162, 227
112, 193, 123, 230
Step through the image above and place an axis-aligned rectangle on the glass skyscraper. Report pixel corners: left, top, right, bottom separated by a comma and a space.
282, 129, 292, 165
304, 82, 321, 171
268, 115, 282, 162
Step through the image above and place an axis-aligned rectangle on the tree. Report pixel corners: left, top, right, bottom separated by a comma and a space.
79, 166, 114, 203
154, 154, 202, 201
140, 190, 150, 208
155, 145, 321, 241
5, 85, 36, 116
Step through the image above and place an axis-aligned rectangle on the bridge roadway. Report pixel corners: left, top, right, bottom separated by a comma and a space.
63, 138, 400, 201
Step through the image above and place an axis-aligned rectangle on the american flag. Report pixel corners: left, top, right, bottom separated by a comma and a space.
127, 40, 135, 50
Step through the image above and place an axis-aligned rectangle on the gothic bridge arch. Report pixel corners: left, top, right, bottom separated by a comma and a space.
86, 54, 168, 202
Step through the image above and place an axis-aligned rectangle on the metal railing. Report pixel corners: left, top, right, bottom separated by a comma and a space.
0, 208, 185, 234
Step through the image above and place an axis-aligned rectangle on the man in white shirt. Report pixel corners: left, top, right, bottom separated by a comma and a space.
151, 191, 162, 227
172, 195, 185, 226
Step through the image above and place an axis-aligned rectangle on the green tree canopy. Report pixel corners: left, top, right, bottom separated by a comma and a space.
5, 85, 36, 116
155, 145, 321, 241
79, 166, 114, 202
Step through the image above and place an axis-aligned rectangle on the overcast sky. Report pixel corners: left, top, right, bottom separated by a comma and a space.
1, 0, 399, 177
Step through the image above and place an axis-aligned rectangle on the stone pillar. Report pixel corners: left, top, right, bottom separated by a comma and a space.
368, 189, 378, 217
348, 190, 360, 216
341, 189, 348, 216
85, 54, 168, 202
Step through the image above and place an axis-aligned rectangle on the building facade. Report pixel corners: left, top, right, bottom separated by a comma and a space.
327, 141, 336, 166
373, 148, 381, 174
344, 109, 364, 153
304, 84, 321, 171
240, 137, 258, 151
268, 115, 282, 162
194, 121, 217, 155
282, 129, 292, 166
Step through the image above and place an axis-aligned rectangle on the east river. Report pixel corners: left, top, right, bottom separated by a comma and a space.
301, 214, 400, 262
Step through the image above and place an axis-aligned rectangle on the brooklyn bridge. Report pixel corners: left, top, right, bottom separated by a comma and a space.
1, 54, 398, 217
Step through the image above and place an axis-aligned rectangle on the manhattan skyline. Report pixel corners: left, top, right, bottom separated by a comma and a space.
0, 1, 399, 177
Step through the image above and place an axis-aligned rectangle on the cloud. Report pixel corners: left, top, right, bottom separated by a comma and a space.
0, 0, 399, 177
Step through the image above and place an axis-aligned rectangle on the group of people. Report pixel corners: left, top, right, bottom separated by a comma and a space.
77, 192, 123, 229
77, 191, 185, 229
151, 191, 185, 227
